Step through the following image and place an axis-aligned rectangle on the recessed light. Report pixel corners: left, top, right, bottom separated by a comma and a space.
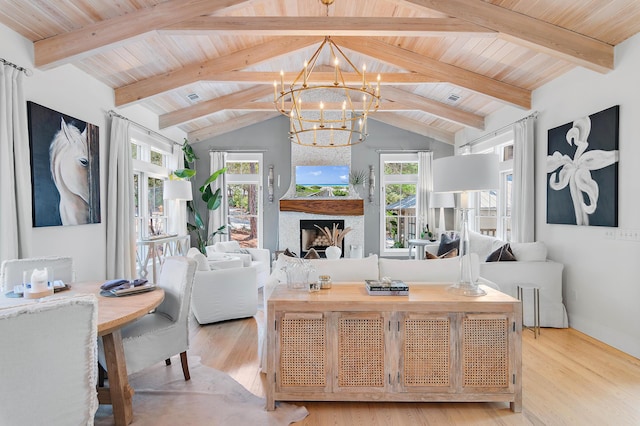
186, 93, 200, 102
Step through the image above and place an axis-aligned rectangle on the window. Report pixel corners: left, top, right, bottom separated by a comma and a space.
380, 153, 418, 256
470, 132, 514, 241
130, 128, 176, 240
225, 153, 263, 248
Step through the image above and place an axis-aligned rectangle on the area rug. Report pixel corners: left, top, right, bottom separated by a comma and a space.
94, 357, 308, 425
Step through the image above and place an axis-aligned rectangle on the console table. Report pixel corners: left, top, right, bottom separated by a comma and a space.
136, 235, 190, 282
266, 283, 522, 412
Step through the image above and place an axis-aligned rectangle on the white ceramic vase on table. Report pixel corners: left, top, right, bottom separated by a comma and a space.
325, 245, 341, 260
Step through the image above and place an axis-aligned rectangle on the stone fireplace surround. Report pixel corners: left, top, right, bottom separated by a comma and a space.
278, 144, 364, 257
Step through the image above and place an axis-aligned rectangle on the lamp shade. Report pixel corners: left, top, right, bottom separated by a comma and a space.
163, 180, 193, 200
429, 192, 455, 208
432, 154, 499, 193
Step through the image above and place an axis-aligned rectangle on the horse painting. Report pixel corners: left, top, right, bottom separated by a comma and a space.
49, 118, 90, 225
28, 101, 100, 227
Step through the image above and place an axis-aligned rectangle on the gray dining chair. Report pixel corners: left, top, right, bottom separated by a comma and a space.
98, 256, 197, 380
0, 256, 74, 292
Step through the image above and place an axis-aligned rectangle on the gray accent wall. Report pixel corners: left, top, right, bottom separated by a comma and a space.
191, 116, 454, 257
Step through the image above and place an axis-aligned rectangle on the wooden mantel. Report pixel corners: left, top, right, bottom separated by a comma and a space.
279, 199, 364, 216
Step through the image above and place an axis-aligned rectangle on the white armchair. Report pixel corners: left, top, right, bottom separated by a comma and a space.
0, 295, 98, 426
206, 241, 270, 289
187, 248, 258, 324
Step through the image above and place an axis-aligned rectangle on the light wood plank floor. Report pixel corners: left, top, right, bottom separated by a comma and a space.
189, 304, 640, 425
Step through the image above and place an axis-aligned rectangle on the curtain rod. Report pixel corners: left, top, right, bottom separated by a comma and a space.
0, 58, 32, 76
107, 110, 181, 147
375, 149, 430, 153
460, 111, 538, 149
209, 149, 268, 152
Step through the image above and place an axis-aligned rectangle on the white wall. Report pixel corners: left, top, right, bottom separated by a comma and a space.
458, 33, 640, 358
0, 23, 184, 281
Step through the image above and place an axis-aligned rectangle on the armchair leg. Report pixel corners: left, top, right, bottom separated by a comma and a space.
180, 351, 190, 381
165, 358, 171, 366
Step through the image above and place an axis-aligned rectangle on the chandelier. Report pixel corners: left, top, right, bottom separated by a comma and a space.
274, 36, 381, 147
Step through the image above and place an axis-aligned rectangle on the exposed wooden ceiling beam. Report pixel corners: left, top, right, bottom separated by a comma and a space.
382, 86, 484, 129
159, 86, 273, 129
161, 16, 495, 37
115, 37, 318, 106
193, 71, 442, 85
402, 0, 614, 73
333, 36, 530, 109
33, 0, 251, 69
189, 112, 279, 142
372, 113, 455, 144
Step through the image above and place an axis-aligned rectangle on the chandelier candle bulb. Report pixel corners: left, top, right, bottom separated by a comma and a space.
341, 101, 346, 127
273, 81, 277, 101
320, 102, 324, 127
334, 58, 339, 85
362, 64, 366, 88
280, 70, 284, 92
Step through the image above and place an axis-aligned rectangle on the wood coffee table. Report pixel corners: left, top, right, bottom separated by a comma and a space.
266, 283, 522, 412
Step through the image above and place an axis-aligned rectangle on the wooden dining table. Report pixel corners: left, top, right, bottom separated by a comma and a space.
72, 281, 165, 426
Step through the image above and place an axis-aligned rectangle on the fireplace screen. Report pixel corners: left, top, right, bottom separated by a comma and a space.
300, 219, 345, 258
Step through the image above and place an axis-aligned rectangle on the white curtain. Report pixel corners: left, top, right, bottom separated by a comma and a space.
512, 116, 535, 243
167, 146, 188, 236
208, 151, 227, 243
0, 64, 31, 262
106, 117, 136, 279
417, 151, 435, 238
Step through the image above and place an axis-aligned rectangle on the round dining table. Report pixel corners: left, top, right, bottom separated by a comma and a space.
71, 282, 165, 426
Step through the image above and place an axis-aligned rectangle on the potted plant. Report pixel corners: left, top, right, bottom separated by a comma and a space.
314, 223, 352, 259
172, 139, 227, 254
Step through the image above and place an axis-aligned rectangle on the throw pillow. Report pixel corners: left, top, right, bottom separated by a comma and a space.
486, 243, 517, 262
426, 248, 458, 259
303, 248, 320, 259
283, 248, 298, 258
437, 233, 460, 256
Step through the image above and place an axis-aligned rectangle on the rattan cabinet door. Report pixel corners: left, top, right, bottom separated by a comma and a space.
460, 313, 514, 393
276, 312, 330, 393
334, 312, 387, 393
399, 313, 454, 392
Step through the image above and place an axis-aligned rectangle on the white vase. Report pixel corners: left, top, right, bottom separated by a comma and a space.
325, 245, 341, 260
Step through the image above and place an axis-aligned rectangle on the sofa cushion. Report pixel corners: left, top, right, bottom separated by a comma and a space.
486, 244, 517, 262
304, 248, 320, 259
187, 248, 210, 271
510, 241, 547, 262
214, 241, 242, 253
468, 231, 505, 260
437, 234, 460, 256
379, 257, 460, 283
309, 255, 379, 282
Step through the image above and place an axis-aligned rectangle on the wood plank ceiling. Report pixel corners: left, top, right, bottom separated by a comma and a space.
2, 0, 640, 145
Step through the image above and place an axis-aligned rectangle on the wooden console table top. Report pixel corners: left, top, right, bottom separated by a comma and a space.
268, 283, 519, 309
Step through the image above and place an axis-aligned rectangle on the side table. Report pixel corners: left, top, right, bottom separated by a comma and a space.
407, 239, 439, 259
517, 285, 540, 338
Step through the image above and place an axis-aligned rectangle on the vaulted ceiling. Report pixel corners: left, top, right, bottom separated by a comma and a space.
2, 0, 640, 145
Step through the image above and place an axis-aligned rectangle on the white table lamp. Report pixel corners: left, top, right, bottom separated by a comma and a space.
433, 154, 499, 296
163, 180, 193, 201
429, 192, 455, 236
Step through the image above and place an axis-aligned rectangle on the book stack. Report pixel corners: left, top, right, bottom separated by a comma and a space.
365, 279, 409, 296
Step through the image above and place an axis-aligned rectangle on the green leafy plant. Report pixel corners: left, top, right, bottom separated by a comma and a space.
172, 139, 227, 254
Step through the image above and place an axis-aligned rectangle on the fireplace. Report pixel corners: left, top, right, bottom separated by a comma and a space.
300, 219, 345, 258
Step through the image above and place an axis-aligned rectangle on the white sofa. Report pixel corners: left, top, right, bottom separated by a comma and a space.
187, 248, 258, 324
207, 241, 270, 289
463, 231, 568, 328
